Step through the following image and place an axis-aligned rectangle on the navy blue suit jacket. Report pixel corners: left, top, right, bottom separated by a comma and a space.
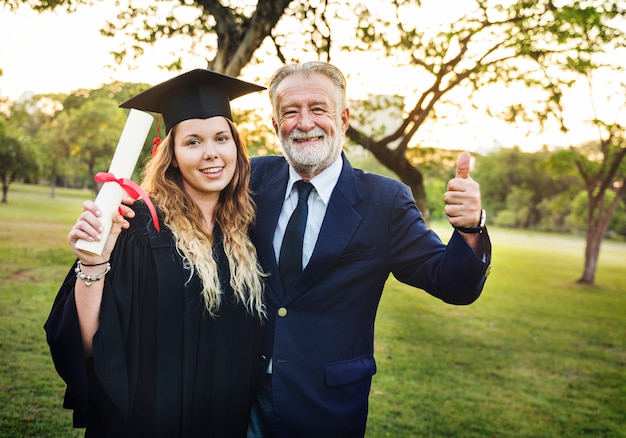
250, 154, 491, 437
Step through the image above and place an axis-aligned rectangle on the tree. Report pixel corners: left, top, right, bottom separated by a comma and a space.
111, 0, 625, 223
34, 105, 74, 196
6, 0, 624, 220
526, 5, 626, 285
11, 93, 72, 196
548, 134, 626, 284
341, 0, 626, 220
2, 0, 293, 78
0, 116, 38, 202
62, 97, 128, 194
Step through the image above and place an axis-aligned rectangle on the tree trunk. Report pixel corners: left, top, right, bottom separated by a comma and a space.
49, 170, 57, 199
346, 126, 430, 222
391, 159, 429, 222
577, 186, 623, 285
578, 226, 602, 284
205, 0, 292, 77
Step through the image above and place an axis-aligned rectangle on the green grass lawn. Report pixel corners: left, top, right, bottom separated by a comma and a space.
368, 227, 626, 437
1, 183, 625, 437
1, 184, 90, 437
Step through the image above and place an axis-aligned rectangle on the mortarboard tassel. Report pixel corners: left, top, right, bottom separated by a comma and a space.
151, 114, 162, 158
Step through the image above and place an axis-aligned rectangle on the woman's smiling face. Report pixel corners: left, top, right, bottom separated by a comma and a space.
172, 116, 238, 201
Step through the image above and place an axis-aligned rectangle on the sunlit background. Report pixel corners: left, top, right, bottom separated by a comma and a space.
1, 4, 625, 436
1, 1, 624, 153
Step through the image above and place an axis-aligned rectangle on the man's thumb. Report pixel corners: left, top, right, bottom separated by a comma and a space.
456, 151, 471, 179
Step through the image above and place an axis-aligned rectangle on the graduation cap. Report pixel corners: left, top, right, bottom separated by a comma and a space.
120, 69, 266, 133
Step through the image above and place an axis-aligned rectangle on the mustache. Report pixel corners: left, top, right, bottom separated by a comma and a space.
289, 128, 326, 141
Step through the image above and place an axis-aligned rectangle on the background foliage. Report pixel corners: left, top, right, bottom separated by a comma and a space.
2, 84, 625, 238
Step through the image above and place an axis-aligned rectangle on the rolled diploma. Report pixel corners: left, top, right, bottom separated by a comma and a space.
75, 109, 154, 256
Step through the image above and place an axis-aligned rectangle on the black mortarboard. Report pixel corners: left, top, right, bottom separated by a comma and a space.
119, 69, 265, 132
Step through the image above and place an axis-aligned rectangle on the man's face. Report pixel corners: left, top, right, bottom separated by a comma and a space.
273, 73, 349, 177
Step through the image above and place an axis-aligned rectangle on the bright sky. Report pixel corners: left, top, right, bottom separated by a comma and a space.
0, 4, 175, 100
1, 3, 623, 153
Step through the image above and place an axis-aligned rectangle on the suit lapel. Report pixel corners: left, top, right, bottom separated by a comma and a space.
253, 155, 363, 304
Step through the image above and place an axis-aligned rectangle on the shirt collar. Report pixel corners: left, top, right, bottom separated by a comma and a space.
284, 156, 343, 205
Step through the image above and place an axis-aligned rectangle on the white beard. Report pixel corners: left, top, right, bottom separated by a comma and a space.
280, 126, 343, 176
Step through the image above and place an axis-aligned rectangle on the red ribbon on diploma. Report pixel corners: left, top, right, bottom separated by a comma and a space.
94, 172, 161, 232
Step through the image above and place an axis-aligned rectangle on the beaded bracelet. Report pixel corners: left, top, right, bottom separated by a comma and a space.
75, 261, 111, 287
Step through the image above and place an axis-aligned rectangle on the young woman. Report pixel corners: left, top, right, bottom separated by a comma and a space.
45, 70, 267, 437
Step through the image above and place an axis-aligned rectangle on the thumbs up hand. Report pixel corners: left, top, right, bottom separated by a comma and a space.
444, 151, 482, 231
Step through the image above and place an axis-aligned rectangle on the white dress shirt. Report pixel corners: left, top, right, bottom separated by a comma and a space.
272, 157, 343, 268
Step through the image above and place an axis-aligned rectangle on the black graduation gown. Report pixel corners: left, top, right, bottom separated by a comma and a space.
44, 203, 263, 438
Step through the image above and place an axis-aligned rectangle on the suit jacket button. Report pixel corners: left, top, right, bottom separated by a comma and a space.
277, 307, 287, 317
